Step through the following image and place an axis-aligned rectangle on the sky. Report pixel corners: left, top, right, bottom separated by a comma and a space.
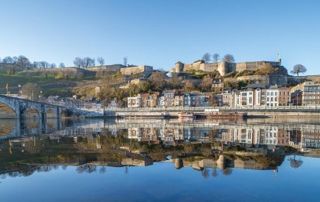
0, 0, 319, 74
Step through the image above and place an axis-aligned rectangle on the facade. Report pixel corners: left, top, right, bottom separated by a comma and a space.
265, 88, 279, 107
171, 60, 282, 77
120, 65, 153, 77
221, 86, 291, 108
127, 95, 142, 108
158, 90, 176, 107
290, 81, 320, 106
183, 92, 210, 107
233, 89, 262, 108
278, 87, 291, 106
174, 95, 184, 107
302, 81, 320, 106
127, 93, 159, 108
140, 93, 159, 108
128, 91, 211, 108
291, 90, 303, 106
89, 64, 124, 72
220, 91, 234, 107
212, 78, 224, 90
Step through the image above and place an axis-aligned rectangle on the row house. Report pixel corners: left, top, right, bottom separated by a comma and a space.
128, 128, 159, 142
158, 91, 211, 108
291, 90, 303, 106
183, 92, 210, 107
158, 90, 176, 107
127, 95, 142, 108
221, 86, 291, 108
140, 93, 159, 108
127, 91, 214, 108
221, 126, 290, 146
291, 81, 320, 106
303, 82, 320, 106
127, 93, 159, 108
232, 88, 263, 108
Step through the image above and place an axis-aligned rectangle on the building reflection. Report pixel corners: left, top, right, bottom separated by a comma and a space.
0, 118, 320, 178
126, 122, 320, 152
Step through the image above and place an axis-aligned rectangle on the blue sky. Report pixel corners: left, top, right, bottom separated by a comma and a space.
0, 0, 319, 74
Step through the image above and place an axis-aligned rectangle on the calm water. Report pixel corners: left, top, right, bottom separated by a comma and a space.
1, 118, 320, 202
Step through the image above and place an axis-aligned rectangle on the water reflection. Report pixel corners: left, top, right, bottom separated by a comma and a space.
0, 117, 319, 180
3, 118, 320, 201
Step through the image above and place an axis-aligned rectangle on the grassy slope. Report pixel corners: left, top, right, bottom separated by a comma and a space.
0, 72, 97, 97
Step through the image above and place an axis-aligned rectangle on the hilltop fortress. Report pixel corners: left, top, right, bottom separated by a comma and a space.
171, 59, 283, 76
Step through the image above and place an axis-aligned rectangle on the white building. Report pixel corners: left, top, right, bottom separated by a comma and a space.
265, 89, 279, 107
127, 95, 142, 108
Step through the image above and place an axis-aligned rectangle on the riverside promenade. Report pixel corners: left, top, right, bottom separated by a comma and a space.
102, 106, 320, 118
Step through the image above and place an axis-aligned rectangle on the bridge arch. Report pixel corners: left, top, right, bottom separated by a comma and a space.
21, 107, 41, 119
0, 96, 18, 118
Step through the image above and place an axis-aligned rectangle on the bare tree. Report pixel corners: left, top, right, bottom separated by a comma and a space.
59, 63, 65, 68
148, 72, 167, 91
200, 75, 213, 91
2, 56, 14, 64
223, 54, 235, 63
12, 56, 18, 64
202, 53, 211, 63
16, 55, 31, 69
289, 155, 303, 169
184, 80, 196, 92
39, 61, 49, 69
50, 63, 56, 68
291, 64, 307, 76
212, 53, 220, 63
82, 57, 95, 68
97, 57, 105, 66
21, 83, 41, 100
33, 61, 40, 68
73, 57, 82, 68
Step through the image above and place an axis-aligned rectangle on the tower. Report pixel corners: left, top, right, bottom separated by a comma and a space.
277, 52, 282, 64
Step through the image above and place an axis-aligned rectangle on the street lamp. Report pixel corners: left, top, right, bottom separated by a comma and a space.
39, 90, 43, 100
18, 84, 21, 96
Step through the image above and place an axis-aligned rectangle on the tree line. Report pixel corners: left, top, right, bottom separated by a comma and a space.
0, 54, 308, 76
202, 53, 235, 63
0, 55, 108, 70
201, 53, 307, 76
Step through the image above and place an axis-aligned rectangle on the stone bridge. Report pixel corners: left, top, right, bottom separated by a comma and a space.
0, 94, 65, 120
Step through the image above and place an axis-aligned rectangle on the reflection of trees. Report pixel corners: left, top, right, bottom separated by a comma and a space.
76, 164, 97, 173
0, 131, 290, 178
99, 166, 106, 174
222, 168, 233, 176
289, 155, 303, 169
211, 168, 218, 177
201, 168, 210, 179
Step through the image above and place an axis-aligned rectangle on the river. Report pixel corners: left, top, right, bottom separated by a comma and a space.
0, 117, 320, 202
